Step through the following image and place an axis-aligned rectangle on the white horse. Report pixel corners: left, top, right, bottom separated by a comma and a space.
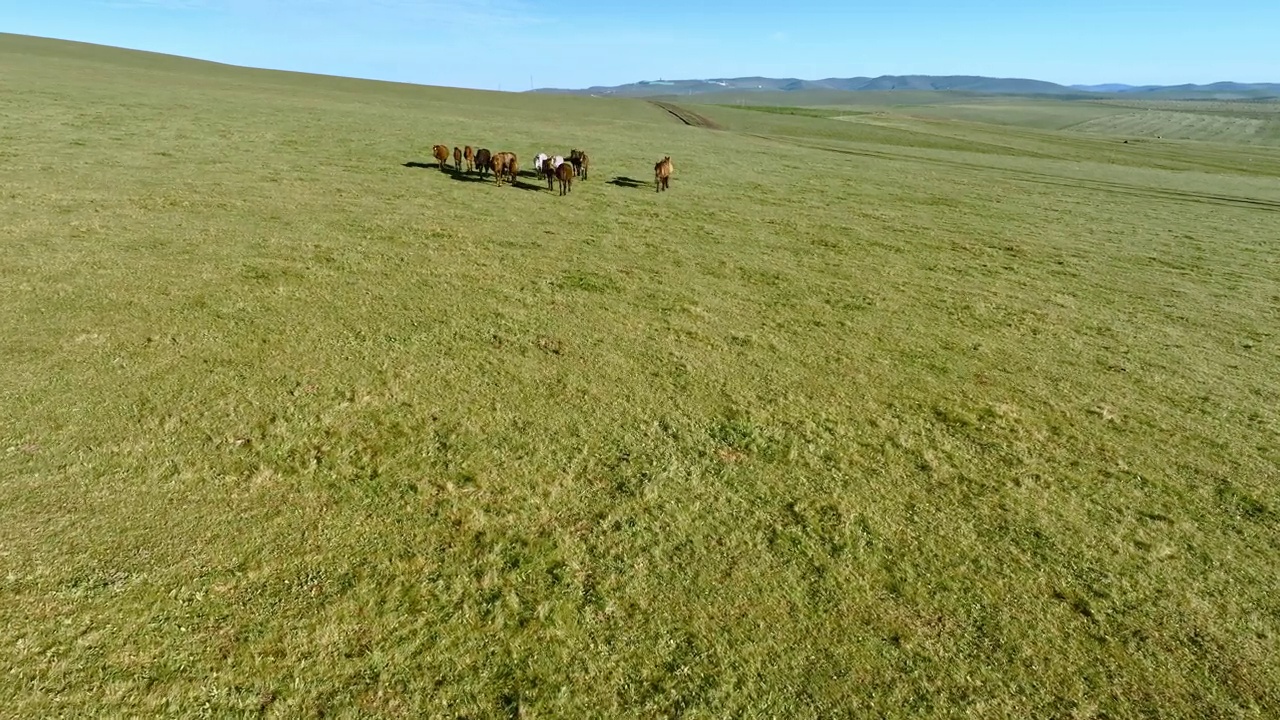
533, 153, 549, 172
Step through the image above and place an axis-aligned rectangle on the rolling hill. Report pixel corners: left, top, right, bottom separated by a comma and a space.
3, 32, 1279, 718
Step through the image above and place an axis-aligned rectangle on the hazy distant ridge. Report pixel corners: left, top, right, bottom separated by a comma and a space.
533, 75, 1280, 99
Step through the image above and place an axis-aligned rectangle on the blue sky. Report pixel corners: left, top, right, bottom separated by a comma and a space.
3, 1, 1277, 91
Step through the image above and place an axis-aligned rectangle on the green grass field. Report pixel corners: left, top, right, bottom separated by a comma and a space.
724, 94, 1280, 146
1070, 109, 1280, 145
2, 33, 1279, 718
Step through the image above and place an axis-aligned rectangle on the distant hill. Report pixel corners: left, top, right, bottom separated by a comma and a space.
534, 75, 1280, 100
1074, 81, 1280, 97
1071, 84, 1139, 93
533, 75, 1084, 98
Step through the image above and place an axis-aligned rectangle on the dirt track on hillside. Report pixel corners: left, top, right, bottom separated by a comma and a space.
648, 101, 723, 130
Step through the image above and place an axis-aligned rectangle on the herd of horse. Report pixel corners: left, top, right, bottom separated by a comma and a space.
429, 144, 675, 193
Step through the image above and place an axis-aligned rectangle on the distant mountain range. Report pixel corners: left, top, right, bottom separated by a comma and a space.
531, 75, 1280, 99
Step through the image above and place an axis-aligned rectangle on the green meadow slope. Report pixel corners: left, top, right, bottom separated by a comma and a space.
2, 34, 1279, 718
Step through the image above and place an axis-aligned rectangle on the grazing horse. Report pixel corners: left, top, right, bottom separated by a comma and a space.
556, 161, 574, 196
570, 149, 590, 179
654, 156, 673, 192
432, 144, 450, 171
453, 147, 462, 172
475, 148, 492, 178
464, 146, 475, 173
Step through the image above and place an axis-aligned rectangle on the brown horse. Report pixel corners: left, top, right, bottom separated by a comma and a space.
570, 149, 590, 179
432, 144, 450, 171
654, 156, 673, 192
463, 146, 475, 173
506, 153, 520, 185
542, 158, 557, 190
556, 161, 574, 196
491, 151, 517, 186
453, 147, 462, 172
490, 153, 507, 185
474, 148, 492, 178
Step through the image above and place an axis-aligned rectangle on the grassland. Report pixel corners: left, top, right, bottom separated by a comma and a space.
1070, 107, 1280, 145
722, 93, 1280, 145
2, 33, 1279, 718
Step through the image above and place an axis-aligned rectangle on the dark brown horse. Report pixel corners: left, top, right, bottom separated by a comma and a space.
542, 158, 557, 190
463, 145, 475, 173
570, 149, 590, 179
453, 147, 462, 172
432, 144, 450, 171
556, 161, 574, 196
654, 156, 673, 192
474, 148, 492, 177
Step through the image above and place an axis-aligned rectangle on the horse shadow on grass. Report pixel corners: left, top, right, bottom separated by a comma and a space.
607, 176, 648, 189
403, 162, 545, 191
507, 179, 545, 192
445, 169, 491, 183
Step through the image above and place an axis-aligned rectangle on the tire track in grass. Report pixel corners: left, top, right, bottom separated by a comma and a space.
648, 101, 723, 130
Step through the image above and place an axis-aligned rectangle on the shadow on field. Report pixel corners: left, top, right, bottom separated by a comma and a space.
607, 176, 648, 189
444, 170, 491, 183
403, 162, 550, 191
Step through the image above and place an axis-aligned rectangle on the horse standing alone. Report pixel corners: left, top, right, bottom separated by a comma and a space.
654, 156, 673, 192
